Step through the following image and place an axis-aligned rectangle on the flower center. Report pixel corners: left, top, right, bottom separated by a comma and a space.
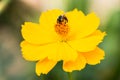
55, 15, 69, 37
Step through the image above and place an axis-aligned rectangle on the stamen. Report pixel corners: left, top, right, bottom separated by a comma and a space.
55, 23, 69, 36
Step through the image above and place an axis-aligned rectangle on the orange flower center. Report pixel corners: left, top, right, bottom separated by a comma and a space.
55, 15, 69, 37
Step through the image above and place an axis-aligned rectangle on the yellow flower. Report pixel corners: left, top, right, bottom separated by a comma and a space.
20, 9, 106, 76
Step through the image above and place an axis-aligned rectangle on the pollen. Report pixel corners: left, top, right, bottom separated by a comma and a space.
55, 15, 70, 37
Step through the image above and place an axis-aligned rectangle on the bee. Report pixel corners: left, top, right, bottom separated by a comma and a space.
57, 15, 68, 24
55, 15, 69, 36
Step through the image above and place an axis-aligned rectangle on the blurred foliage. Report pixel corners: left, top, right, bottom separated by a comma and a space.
0, 0, 40, 80
100, 10, 120, 80
65, 0, 89, 14
0, 0, 39, 26
0, 0, 10, 14
0, 0, 120, 80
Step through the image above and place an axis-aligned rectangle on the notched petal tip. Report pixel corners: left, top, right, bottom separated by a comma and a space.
39, 9, 64, 23
87, 12, 98, 17
82, 47, 105, 65
103, 32, 107, 36
68, 30, 106, 52
35, 58, 57, 76
73, 8, 78, 11
73, 8, 85, 16
63, 53, 86, 72
36, 73, 41, 76
86, 12, 100, 23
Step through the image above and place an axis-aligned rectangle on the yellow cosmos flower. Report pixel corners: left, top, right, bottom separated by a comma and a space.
20, 9, 106, 76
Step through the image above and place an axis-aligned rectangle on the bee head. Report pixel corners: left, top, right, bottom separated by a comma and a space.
57, 15, 68, 24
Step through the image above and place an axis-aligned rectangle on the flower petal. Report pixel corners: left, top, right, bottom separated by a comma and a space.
36, 58, 57, 76
47, 42, 78, 61
81, 47, 105, 65
20, 41, 59, 61
56, 42, 78, 61
63, 53, 86, 72
66, 9, 100, 39
21, 22, 59, 44
39, 9, 64, 36
68, 30, 106, 52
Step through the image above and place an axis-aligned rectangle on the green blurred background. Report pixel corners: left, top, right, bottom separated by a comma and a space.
0, 0, 120, 80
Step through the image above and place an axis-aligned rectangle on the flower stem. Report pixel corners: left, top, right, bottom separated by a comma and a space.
41, 74, 45, 80
67, 72, 73, 80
